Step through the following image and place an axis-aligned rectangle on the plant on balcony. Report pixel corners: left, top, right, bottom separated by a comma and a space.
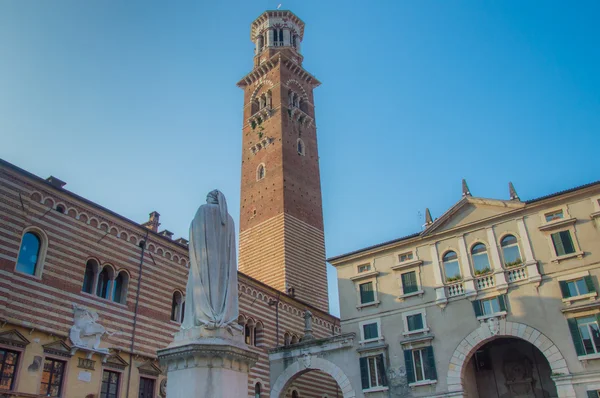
251, 121, 257, 130
474, 267, 491, 276
505, 259, 522, 268
257, 126, 264, 139
446, 276, 462, 283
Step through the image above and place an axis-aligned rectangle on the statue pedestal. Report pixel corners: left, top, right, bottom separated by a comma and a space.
157, 327, 258, 398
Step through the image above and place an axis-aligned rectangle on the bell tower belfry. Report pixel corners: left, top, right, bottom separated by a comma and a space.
237, 10, 328, 312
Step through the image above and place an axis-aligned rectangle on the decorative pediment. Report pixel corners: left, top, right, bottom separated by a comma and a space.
105, 353, 129, 370
0, 329, 30, 348
422, 197, 525, 236
43, 340, 73, 358
138, 360, 162, 376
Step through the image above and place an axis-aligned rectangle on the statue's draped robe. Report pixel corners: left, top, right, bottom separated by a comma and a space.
182, 202, 238, 329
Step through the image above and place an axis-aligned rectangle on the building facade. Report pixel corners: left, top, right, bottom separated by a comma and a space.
0, 10, 341, 398
329, 181, 600, 398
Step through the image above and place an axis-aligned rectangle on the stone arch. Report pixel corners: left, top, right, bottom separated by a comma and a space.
285, 79, 309, 101
250, 80, 274, 103
447, 320, 573, 397
270, 356, 355, 398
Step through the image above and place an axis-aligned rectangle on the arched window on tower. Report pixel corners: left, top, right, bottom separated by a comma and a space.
292, 34, 297, 48
297, 139, 305, 156
112, 271, 129, 304
171, 291, 184, 323
82, 259, 98, 294
96, 266, 114, 299
278, 29, 284, 45
257, 164, 266, 181
245, 319, 255, 345
284, 332, 291, 346
292, 390, 299, 398
255, 382, 261, 398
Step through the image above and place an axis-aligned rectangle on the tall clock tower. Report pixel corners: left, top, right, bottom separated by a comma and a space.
237, 10, 328, 312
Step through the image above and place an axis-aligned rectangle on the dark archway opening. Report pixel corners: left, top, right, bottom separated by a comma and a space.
464, 337, 558, 398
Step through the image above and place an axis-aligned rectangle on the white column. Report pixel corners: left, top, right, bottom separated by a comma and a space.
516, 218, 541, 285
458, 236, 476, 297
486, 227, 508, 289
430, 245, 448, 306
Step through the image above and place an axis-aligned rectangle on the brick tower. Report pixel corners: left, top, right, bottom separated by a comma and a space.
237, 10, 328, 312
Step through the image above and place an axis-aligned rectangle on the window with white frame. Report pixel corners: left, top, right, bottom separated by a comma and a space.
15, 229, 47, 277
471, 243, 491, 275
401, 271, 419, 295
545, 209, 565, 222
398, 252, 414, 263
472, 295, 507, 318
359, 281, 375, 304
551, 230, 576, 256
359, 319, 381, 343
587, 391, 600, 398
500, 235, 522, 267
404, 346, 437, 385
560, 275, 595, 299
442, 251, 461, 282
402, 309, 428, 335
359, 354, 387, 391
256, 164, 266, 181
568, 315, 600, 357
357, 263, 371, 274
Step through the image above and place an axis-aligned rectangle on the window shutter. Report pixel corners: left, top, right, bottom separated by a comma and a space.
587, 391, 598, 398
425, 346, 438, 380
376, 354, 388, 386
561, 231, 575, 254
552, 232, 566, 256
567, 318, 585, 356
498, 295, 507, 312
585, 276, 596, 293
472, 300, 483, 317
359, 357, 369, 390
404, 350, 415, 384
559, 281, 571, 298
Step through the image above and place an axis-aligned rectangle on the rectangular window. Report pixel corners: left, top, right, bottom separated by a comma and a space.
545, 210, 564, 222
587, 391, 600, 398
359, 354, 387, 390
560, 276, 595, 298
577, 316, 600, 355
138, 377, 155, 398
407, 314, 424, 332
399, 252, 414, 263
472, 295, 507, 317
404, 346, 437, 384
39, 358, 66, 397
363, 323, 379, 341
401, 271, 418, 294
0, 349, 19, 391
359, 282, 375, 304
551, 231, 576, 256
357, 264, 371, 273
101, 370, 120, 398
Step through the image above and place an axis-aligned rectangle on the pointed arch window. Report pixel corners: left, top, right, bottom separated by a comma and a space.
257, 164, 266, 181
16, 231, 42, 276
297, 139, 305, 156
501, 235, 522, 267
471, 243, 491, 275
82, 259, 98, 294
443, 251, 461, 282
255, 382, 261, 398
96, 266, 113, 299
112, 271, 128, 304
292, 391, 299, 398
171, 291, 184, 323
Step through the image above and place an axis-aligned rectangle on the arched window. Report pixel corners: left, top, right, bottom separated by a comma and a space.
443, 251, 461, 282
284, 332, 291, 346
278, 29, 284, 44
96, 266, 112, 299
501, 235, 522, 267
471, 243, 491, 275
297, 139, 305, 156
82, 259, 98, 294
291, 335, 299, 344
171, 291, 184, 322
292, 34, 297, 48
112, 271, 128, 304
256, 164, 265, 181
245, 319, 255, 345
292, 391, 299, 398
16, 231, 42, 275
255, 382, 261, 398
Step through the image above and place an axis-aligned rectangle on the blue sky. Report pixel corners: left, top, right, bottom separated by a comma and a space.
1, 1, 599, 317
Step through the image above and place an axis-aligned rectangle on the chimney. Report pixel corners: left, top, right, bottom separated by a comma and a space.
141, 211, 161, 232
46, 176, 66, 189
159, 230, 174, 240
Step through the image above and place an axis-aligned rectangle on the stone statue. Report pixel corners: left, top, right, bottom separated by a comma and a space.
69, 304, 113, 352
302, 310, 314, 341
182, 190, 239, 331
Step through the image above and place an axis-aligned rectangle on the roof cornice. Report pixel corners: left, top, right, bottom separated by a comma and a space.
237, 54, 321, 88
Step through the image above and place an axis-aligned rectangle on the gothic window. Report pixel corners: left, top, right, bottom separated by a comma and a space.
16, 231, 43, 275
112, 271, 129, 304
297, 138, 305, 156
254, 321, 263, 346
171, 291, 184, 323
82, 259, 99, 294
292, 34, 297, 48
292, 391, 299, 398
471, 243, 491, 275
96, 266, 114, 299
500, 235, 522, 267
291, 335, 299, 344
278, 29, 284, 44
442, 251, 461, 282
255, 382, 261, 398
284, 332, 291, 346
256, 164, 266, 181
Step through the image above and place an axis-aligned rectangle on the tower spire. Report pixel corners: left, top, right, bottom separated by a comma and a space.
462, 179, 471, 197
509, 182, 520, 201
425, 208, 433, 226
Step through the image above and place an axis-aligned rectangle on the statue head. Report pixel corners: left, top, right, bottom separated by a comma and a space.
206, 189, 228, 226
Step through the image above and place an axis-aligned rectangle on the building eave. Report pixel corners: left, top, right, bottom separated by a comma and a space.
237, 54, 321, 89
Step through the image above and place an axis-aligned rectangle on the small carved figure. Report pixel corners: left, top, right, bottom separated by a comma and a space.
69, 304, 114, 352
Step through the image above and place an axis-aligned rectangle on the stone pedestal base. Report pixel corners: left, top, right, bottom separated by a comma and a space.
157, 327, 258, 398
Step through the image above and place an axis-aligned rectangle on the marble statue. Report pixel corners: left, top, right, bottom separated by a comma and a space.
69, 304, 112, 352
181, 190, 239, 331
